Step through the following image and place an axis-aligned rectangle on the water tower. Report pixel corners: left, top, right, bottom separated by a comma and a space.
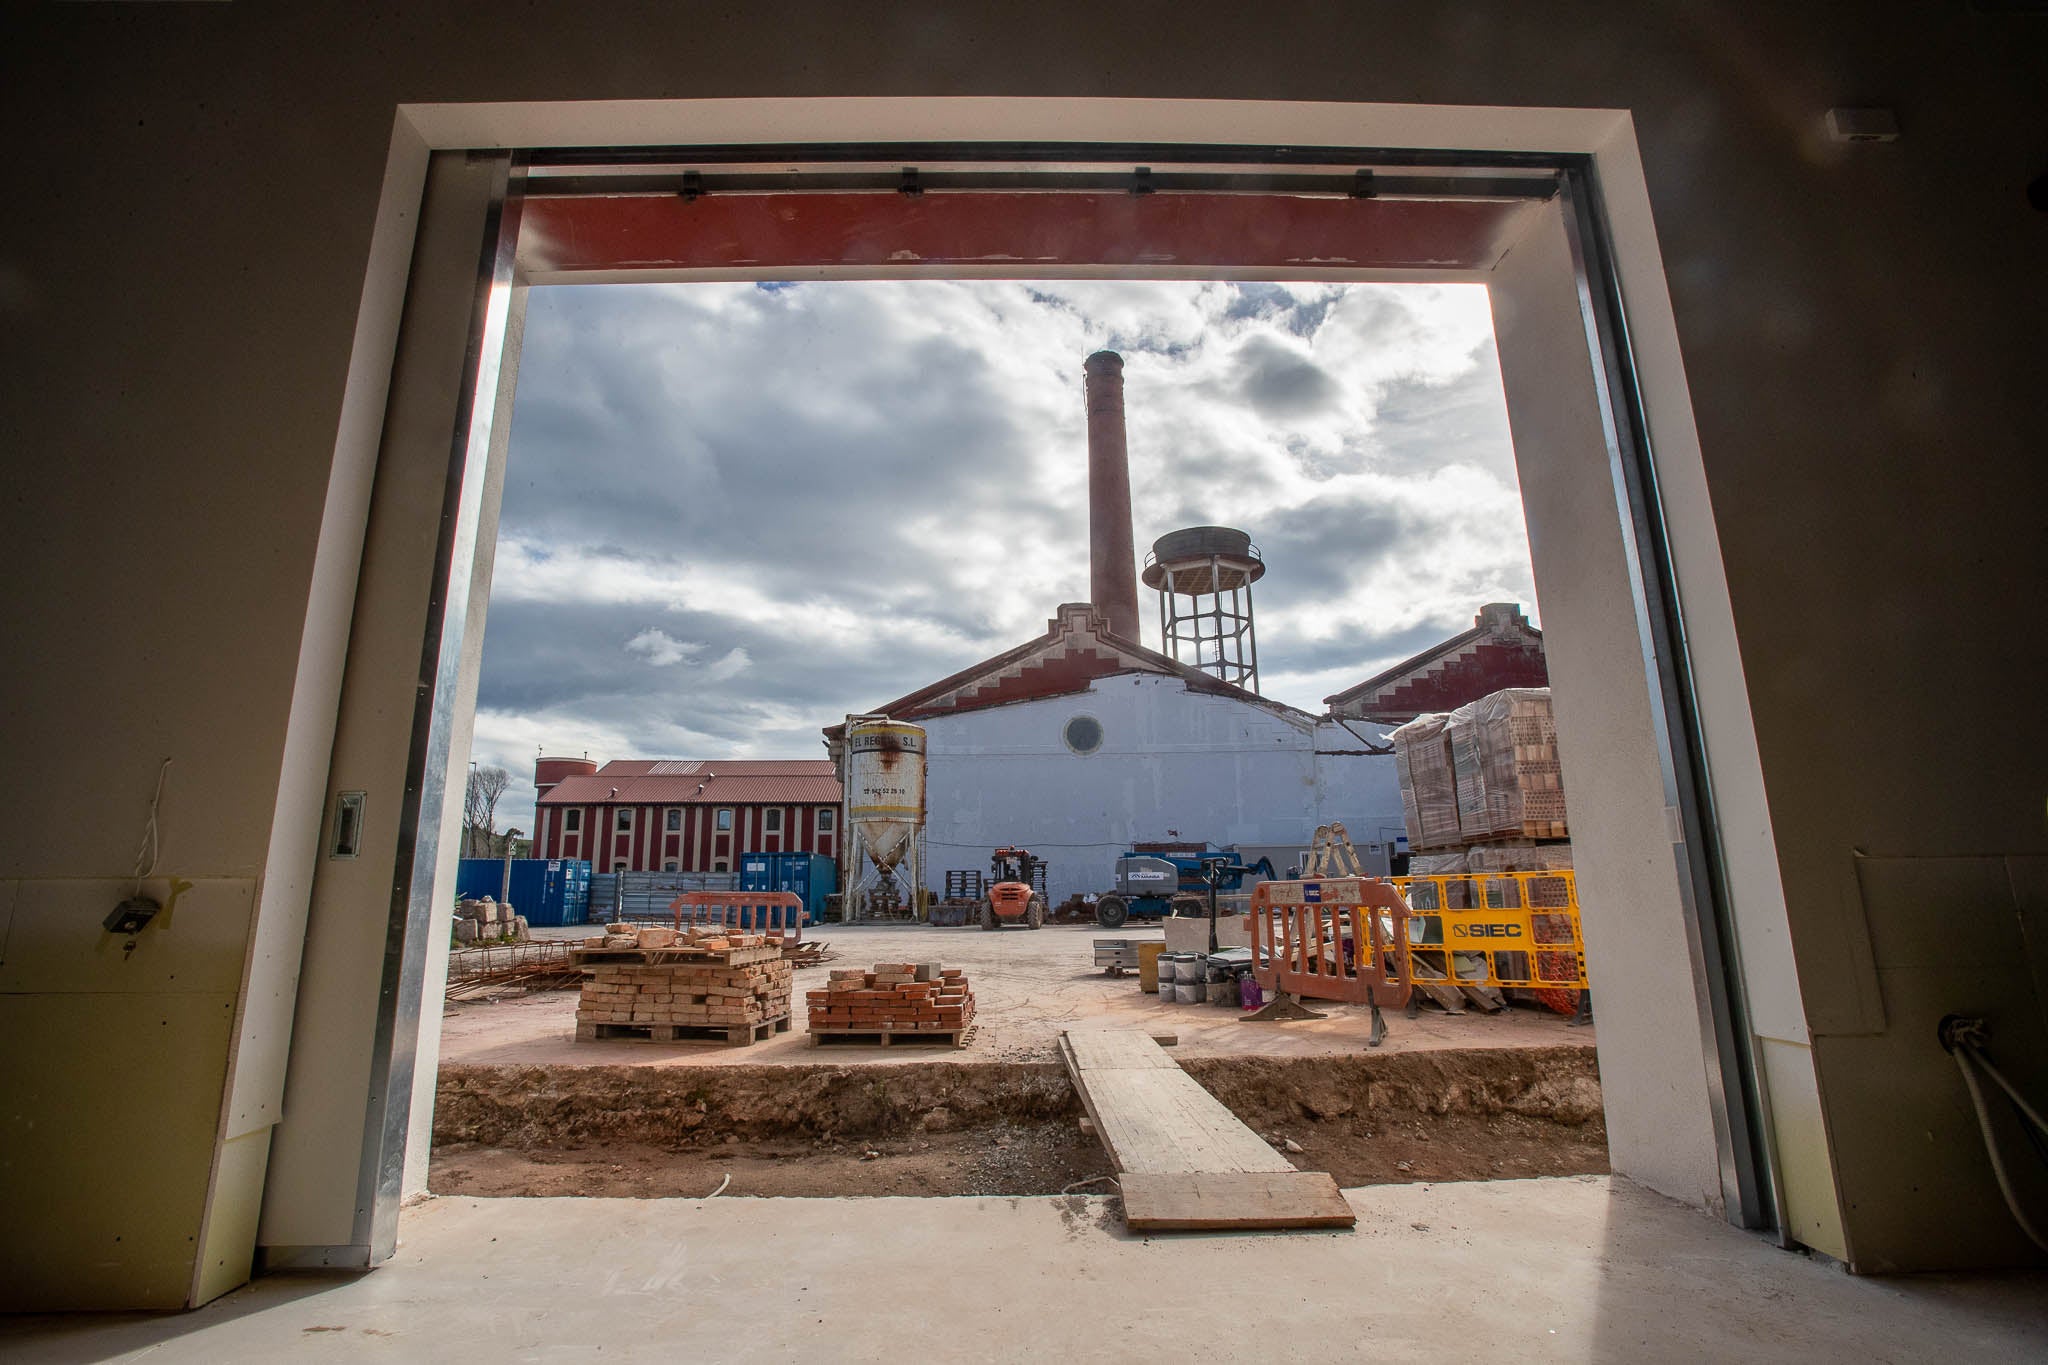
1142, 526, 1266, 693
533, 753, 598, 838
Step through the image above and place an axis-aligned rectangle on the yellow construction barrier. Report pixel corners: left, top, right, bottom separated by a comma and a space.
1391, 870, 1589, 1001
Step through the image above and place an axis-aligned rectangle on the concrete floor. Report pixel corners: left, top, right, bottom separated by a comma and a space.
7, 1178, 2044, 1362
450, 922, 1590, 1068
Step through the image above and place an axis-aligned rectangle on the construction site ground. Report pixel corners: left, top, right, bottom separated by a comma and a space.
444, 921, 1594, 1068
434, 922, 1608, 1200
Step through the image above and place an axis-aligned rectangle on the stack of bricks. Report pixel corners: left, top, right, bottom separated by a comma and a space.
1449, 687, 1568, 841
1392, 687, 1569, 848
1390, 713, 1461, 851
574, 926, 793, 1042
579, 924, 775, 952
806, 962, 975, 1035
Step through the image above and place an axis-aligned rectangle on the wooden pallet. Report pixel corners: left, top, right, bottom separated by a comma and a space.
571, 944, 784, 967
808, 1025, 970, 1048
576, 1015, 792, 1046
1060, 1028, 1355, 1232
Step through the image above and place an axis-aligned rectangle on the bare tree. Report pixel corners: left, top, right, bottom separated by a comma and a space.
464, 765, 510, 857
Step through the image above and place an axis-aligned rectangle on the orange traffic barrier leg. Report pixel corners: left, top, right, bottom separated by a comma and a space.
1240, 990, 1327, 1023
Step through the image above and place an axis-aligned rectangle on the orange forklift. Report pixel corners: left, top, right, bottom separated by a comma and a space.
980, 846, 1048, 931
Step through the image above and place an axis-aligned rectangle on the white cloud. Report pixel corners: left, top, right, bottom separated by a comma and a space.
703, 646, 752, 682
479, 279, 1537, 765
623, 628, 702, 666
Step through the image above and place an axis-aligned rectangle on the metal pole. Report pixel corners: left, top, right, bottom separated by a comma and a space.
1236, 573, 1253, 695
1204, 860, 1221, 956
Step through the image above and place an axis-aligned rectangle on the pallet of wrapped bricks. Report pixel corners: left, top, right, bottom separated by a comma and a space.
1447, 687, 1569, 842
1403, 850, 1474, 910
1463, 843, 1581, 1014
1389, 712, 1462, 850
1465, 842, 1574, 908
572, 924, 793, 1044
805, 962, 975, 1047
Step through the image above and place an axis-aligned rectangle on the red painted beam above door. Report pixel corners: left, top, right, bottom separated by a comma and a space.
517, 191, 1534, 278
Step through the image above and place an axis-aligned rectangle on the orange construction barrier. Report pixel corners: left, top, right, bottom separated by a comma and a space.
667, 890, 805, 943
1247, 876, 1413, 1010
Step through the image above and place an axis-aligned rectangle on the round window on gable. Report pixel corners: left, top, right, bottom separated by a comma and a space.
1063, 714, 1104, 756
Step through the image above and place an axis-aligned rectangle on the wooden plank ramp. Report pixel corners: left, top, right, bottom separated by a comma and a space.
1059, 1028, 1355, 1232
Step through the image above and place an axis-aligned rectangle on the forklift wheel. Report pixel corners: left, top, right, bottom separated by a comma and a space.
1026, 896, 1045, 930
979, 900, 999, 931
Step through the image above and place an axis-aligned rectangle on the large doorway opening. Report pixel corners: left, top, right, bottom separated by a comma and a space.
257, 102, 1812, 1272
437, 268, 1593, 1202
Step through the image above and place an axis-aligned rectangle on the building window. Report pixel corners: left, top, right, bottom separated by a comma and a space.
564, 809, 581, 832
716, 808, 733, 832
816, 808, 835, 833
615, 808, 632, 832
712, 858, 729, 873
1064, 714, 1104, 756
613, 858, 628, 872
663, 860, 678, 872
764, 808, 782, 833
666, 807, 682, 832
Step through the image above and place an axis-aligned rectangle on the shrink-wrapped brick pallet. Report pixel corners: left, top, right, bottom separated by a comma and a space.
1464, 843, 1582, 1014
1447, 687, 1569, 842
1402, 850, 1473, 910
1389, 712, 1461, 850
1466, 842, 1575, 908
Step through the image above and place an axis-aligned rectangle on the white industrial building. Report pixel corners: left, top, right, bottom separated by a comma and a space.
828, 602, 1404, 906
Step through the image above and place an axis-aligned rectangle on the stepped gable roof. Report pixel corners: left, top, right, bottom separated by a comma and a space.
539, 758, 840, 806
824, 602, 1313, 743
1323, 603, 1547, 726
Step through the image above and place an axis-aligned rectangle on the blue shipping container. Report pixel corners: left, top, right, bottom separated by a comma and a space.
738, 851, 836, 926
456, 857, 592, 928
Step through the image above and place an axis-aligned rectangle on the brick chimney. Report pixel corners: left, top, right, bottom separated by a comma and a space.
1083, 351, 1141, 642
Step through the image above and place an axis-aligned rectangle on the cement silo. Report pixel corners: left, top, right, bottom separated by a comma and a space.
841, 715, 927, 921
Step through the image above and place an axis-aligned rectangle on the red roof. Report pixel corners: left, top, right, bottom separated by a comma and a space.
1324, 604, 1547, 725
825, 602, 1311, 742
539, 759, 840, 807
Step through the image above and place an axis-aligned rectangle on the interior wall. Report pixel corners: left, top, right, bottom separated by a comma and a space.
5, 1, 2045, 1306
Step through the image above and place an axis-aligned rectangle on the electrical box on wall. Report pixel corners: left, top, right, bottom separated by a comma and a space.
101, 897, 160, 935
331, 791, 366, 859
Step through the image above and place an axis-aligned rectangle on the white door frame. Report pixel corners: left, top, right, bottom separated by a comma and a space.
247, 99, 1819, 1271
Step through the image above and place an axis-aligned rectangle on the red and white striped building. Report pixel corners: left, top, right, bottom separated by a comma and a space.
532, 757, 842, 874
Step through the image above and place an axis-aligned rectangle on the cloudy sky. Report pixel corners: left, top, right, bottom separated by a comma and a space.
472, 279, 1537, 827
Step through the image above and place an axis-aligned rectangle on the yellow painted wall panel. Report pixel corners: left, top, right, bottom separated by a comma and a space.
192, 1130, 272, 1308
0, 993, 235, 1310
0, 878, 255, 997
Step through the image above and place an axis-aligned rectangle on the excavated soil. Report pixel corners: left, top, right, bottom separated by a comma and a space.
431, 1046, 1607, 1199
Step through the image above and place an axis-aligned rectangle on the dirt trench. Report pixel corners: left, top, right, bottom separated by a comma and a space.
431, 1046, 1607, 1199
